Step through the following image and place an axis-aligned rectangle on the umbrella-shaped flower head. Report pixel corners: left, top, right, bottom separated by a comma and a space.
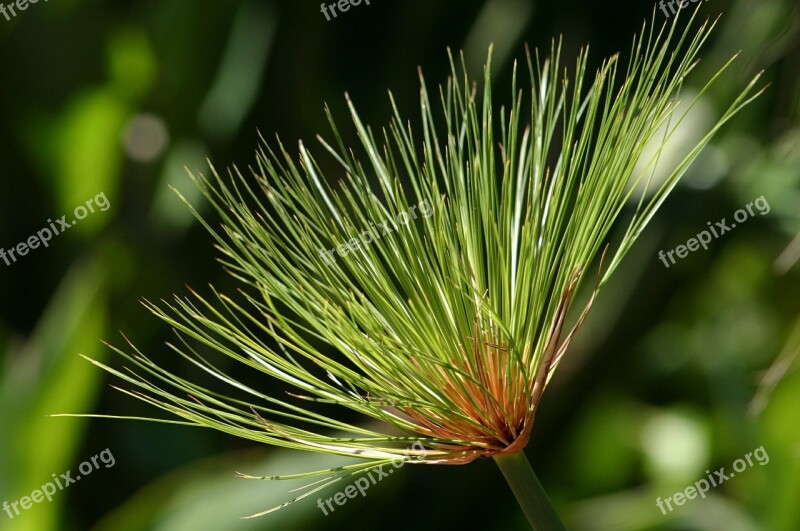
72, 10, 763, 526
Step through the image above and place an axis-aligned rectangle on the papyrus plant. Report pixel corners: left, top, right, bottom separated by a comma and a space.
68, 9, 763, 529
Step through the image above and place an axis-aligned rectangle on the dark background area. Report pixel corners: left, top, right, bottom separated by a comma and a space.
1, 0, 798, 529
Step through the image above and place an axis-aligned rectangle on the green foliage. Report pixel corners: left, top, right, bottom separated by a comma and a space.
72, 11, 762, 517
1, 0, 797, 529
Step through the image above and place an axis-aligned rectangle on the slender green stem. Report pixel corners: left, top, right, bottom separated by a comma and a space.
493, 452, 567, 530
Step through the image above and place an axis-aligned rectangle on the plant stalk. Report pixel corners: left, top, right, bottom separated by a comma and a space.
493, 451, 567, 530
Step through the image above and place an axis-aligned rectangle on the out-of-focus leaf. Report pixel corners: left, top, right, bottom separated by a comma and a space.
197, 1, 277, 142
758, 368, 800, 530
107, 27, 158, 101
54, 90, 128, 233
92, 445, 403, 531
149, 139, 209, 234
0, 256, 108, 531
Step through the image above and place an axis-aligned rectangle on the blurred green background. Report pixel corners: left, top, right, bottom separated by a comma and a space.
0, 0, 798, 529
